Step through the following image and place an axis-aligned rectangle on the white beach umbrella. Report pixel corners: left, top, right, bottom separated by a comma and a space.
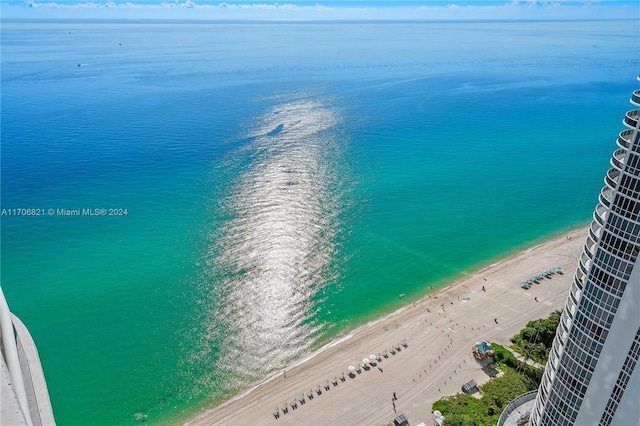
369, 354, 377, 360
348, 365, 355, 371
362, 358, 369, 364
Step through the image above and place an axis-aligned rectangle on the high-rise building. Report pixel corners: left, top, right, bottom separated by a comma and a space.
528, 78, 640, 425
1, 286, 55, 425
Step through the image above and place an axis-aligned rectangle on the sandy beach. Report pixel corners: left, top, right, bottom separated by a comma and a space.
186, 227, 586, 426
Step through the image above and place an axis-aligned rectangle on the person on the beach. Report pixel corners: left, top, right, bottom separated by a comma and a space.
393, 391, 397, 400
494, 318, 498, 324
482, 285, 485, 292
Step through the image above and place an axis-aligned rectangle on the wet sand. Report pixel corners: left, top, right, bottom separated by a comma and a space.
186, 227, 586, 426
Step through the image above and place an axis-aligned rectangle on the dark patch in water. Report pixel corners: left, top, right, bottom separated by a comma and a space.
267, 124, 284, 136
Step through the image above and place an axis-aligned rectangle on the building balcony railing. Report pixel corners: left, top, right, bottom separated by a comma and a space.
590, 220, 603, 241
594, 203, 608, 226
617, 129, 633, 149
624, 110, 640, 129
600, 186, 614, 207
584, 237, 597, 260
605, 168, 620, 189
574, 274, 584, 290
570, 282, 582, 303
552, 339, 564, 364
497, 391, 539, 426
575, 270, 586, 291
562, 305, 574, 331
611, 148, 627, 169
579, 254, 591, 277
632, 90, 640, 106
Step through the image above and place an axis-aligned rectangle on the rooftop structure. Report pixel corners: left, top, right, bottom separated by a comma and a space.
1, 286, 55, 425
522, 78, 640, 425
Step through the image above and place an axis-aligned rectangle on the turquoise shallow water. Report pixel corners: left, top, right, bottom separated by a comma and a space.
1, 20, 639, 425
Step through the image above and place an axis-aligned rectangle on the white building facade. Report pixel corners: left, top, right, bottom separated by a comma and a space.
528, 79, 640, 425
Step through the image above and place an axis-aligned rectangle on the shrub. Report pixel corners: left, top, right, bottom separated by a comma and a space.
510, 310, 561, 364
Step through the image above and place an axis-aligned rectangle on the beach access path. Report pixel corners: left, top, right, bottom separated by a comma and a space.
186, 227, 586, 426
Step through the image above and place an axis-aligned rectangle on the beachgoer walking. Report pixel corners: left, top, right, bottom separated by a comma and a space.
482, 285, 485, 292
393, 391, 397, 400
535, 297, 538, 302
494, 318, 498, 324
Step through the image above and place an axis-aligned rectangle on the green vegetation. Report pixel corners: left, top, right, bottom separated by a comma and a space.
432, 365, 539, 426
431, 310, 562, 425
510, 310, 561, 364
492, 343, 543, 386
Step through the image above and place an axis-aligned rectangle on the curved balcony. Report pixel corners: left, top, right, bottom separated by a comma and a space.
568, 288, 579, 309
605, 168, 620, 189
552, 338, 565, 363
632, 90, 640, 106
574, 271, 585, 291
579, 254, 591, 276
594, 203, 608, 225
617, 129, 633, 149
624, 110, 640, 129
571, 271, 585, 302
497, 391, 539, 426
600, 186, 614, 207
574, 275, 584, 290
590, 219, 603, 240
584, 236, 597, 260
611, 148, 627, 169
562, 301, 575, 324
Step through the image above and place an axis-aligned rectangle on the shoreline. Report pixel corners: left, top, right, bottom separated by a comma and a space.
186, 226, 586, 426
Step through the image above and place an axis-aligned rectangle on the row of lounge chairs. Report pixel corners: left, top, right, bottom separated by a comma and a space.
520, 265, 563, 289
273, 341, 409, 419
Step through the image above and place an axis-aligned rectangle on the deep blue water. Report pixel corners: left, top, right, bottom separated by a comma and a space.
1, 20, 638, 425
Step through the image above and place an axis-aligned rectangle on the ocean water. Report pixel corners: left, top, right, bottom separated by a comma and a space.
1, 19, 638, 425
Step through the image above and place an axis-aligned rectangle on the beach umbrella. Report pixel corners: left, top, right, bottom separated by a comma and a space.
433, 410, 442, 417
348, 365, 355, 371
362, 358, 369, 364
369, 354, 377, 360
